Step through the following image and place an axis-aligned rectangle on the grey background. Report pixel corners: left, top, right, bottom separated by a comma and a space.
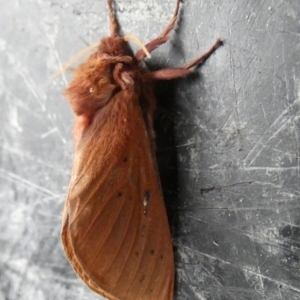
1, 0, 300, 299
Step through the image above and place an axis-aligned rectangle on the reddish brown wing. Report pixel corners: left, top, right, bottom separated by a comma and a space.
61, 88, 174, 300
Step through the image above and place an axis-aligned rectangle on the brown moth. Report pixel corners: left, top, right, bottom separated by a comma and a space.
61, 0, 222, 299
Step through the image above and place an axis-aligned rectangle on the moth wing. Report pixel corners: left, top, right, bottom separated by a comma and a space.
61, 91, 174, 300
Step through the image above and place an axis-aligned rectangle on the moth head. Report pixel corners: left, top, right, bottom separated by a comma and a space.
64, 56, 116, 116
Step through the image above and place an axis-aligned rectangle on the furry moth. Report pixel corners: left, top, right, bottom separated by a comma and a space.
61, 0, 221, 299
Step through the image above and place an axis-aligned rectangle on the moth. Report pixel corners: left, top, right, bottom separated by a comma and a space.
61, 0, 221, 299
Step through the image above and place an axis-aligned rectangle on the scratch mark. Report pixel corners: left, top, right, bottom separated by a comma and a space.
255, 180, 282, 189
291, 75, 300, 191
220, 111, 234, 131
248, 116, 292, 166
191, 287, 206, 300
158, 141, 196, 153
201, 181, 253, 194
4, 50, 47, 111
40, 127, 58, 139
228, 26, 241, 132
228, 42, 263, 61
280, 221, 300, 230
0, 168, 59, 197
248, 7, 263, 34
184, 215, 300, 259
242, 135, 297, 159
184, 216, 296, 251
251, 222, 266, 297
175, 142, 195, 149
47, 113, 67, 144
260, 103, 268, 125
9, 105, 23, 132
187, 206, 300, 212
243, 109, 290, 163
1, 144, 69, 175
181, 245, 300, 294
46, 34, 68, 87
243, 166, 298, 172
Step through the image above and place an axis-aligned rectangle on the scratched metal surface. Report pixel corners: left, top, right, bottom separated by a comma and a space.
1, 0, 300, 299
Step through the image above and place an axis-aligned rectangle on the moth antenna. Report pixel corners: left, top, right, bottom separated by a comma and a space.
107, 0, 119, 36
50, 42, 99, 79
124, 34, 151, 58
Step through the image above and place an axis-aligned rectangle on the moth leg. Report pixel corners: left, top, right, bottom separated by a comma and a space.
148, 39, 222, 80
135, 0, 181, 61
